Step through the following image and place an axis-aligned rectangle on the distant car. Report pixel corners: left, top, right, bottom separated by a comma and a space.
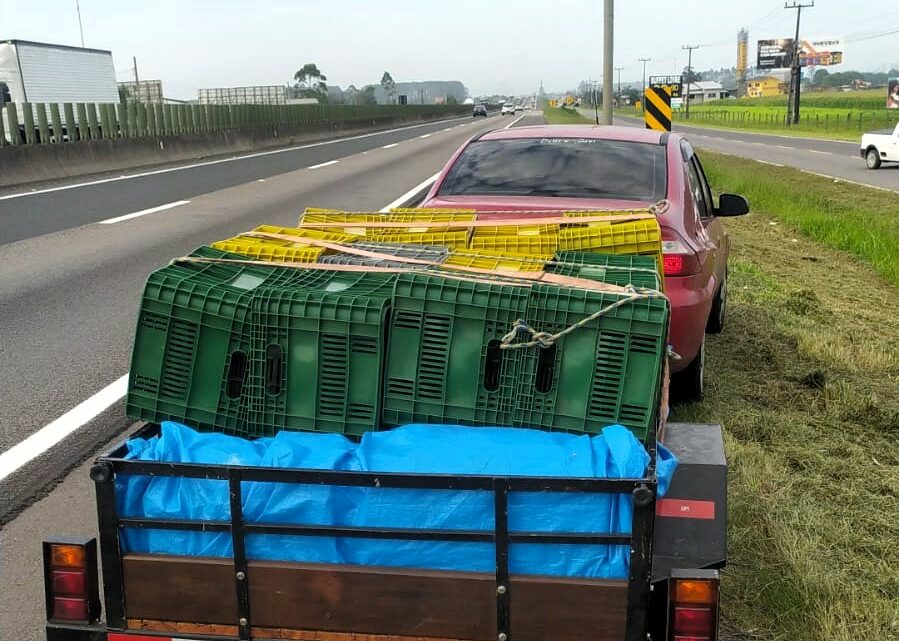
420, 125, 750, 400
860, 123, 899, 169
472, 104, 488, 117
501, 104, 516, 115
514, 105, 523, 113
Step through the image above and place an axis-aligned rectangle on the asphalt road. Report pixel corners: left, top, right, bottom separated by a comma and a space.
612, 112, 899, 193
0, 111, 543, 640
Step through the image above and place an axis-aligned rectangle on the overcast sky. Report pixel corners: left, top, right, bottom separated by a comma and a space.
3, 0, 897, 99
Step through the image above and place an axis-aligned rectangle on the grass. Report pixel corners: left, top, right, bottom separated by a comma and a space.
680, 105, 898, 141
696, 151, 899, 287
542, 103, 592, 124
671, 153, 899, 641
706, 89, 887, 110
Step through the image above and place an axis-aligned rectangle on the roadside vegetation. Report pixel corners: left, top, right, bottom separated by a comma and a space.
674, 152, 899, 641
541, 102, 592, 124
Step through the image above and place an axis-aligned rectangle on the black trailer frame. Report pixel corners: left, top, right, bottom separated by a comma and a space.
49, 423, 660, 641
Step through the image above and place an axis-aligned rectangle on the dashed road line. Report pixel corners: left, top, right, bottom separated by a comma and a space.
98, 200, 190, 225
307, 160, 339, 170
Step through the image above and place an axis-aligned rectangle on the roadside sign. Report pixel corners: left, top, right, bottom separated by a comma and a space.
549, 98, 559, 107
649, 75, 683, 99
757, 38, 794, 69
644, 86, 672, 132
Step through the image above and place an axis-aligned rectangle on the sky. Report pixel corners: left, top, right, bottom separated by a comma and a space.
2, 0, 897, 99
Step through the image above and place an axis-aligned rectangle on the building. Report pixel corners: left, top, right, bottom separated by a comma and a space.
746, 75, 788, 98
198, 85, 287, 105
118, 80, 163, 103
685, 81, 729, 104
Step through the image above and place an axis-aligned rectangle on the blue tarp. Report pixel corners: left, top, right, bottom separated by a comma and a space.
118, 421, 677, 579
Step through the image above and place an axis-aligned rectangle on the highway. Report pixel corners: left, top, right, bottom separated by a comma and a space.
612, 112, 899, 193
0, 106, 889, 638
0, 111, 542, 640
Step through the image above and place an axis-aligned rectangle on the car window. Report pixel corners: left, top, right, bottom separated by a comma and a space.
691, 154, 715, 218
686, 156, 711, 219
438, 138, 668, 201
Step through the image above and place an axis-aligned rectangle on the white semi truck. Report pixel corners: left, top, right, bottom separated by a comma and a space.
0, 39, 118, 142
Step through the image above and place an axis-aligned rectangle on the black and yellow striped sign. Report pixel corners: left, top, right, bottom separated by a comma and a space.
644, 86, 672, 132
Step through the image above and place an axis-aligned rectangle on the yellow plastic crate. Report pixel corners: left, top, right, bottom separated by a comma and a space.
211, 238, 324, 263
444, 250, 551, 272
557, 219, 663, 278
300, 211, 476, 237
470, 232, 560, 255
373, 230, 470, 248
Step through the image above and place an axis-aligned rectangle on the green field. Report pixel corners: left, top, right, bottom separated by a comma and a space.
678, 152, 899, 641
542, 102, 592, 124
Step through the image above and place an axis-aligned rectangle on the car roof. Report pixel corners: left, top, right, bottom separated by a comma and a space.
477, 124, 672, 145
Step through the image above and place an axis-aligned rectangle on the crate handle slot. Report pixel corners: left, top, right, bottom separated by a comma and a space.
484, 340, 503, 392
265, 344, 283, 396
226, 351, 249, 399
534, 344, 557, 394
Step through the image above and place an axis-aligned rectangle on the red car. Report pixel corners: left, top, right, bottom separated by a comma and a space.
420, 124, 749, 400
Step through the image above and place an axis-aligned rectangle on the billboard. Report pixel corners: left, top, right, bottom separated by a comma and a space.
649, 75, 683, 98
888, 78, 899, 109
757, 39, 793, 69
800, 38, 844, 66
758, 37, 845, 69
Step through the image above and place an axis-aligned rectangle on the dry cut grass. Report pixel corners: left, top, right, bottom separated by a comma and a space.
672, 155, 899, 640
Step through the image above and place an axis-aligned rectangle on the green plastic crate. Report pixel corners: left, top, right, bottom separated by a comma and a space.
382, 273, 530, 427
514, 284, 669, 439
549, 252, 662, 290
245, 271, 396, 436
126, 246, 305, 433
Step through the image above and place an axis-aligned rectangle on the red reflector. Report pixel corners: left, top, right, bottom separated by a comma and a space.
673, 606, 715, 636
51, 596, 88, 621
663, 254, 684, 276
51, 569, 86, 596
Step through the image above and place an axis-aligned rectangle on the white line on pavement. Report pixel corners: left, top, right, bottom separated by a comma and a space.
0, 375, 129, 482
98, 200, 190, 225
382, 143, 399, 149
754, 159, 785, 167
307, 160, 339, 170
0, 116, 469, 201
504, 114, 527, 129
443, 127, 453, 131
379, 172, 441, 212
798, 170, 899, 193
775, 145, 792, 150
419, 133, 432, 139
808, 150, 832, 155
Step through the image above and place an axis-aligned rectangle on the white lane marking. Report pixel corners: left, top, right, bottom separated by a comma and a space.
775, 145, 792, 150
379, 172, 441, 212
382, 143, 399, 149
0, 375, 128, 482
754, 159, 784, 167
732, 139, 746, 144
0, 116, 469, 201
98, 200, 190, 225
808, 150, 831, 155
504, 114, 527, 129
443, 127, 453, 131
419, 133, 432, 139
798, 170, 899, 194
307, 160, 338, 170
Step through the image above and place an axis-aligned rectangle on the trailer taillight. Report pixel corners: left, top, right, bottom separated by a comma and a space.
669, 569, 719, 641
43, 537, 100, 623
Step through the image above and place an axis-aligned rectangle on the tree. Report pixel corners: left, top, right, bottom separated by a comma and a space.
381, 71, 396, 104
446, 95, 458, 105
813, 69, 830, 86
345, 84, 359, 105
359, 85, 378, 105
682, 67, 701, 84
293, 63, 328, 98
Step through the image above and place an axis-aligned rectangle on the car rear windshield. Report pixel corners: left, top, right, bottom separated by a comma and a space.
438, 138, 667, 201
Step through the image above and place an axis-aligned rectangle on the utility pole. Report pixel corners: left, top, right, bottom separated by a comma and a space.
785, 1, 813, 125
615, 67, 623, 101
133, 56, 139, 83
682, 45, 699, 120
75, 0, 85, 47
601, 0, 614, 125
593, 80, 600, 124
639, 58, 650, 109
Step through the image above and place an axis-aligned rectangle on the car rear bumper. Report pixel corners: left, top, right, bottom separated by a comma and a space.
666, 274, 715, 372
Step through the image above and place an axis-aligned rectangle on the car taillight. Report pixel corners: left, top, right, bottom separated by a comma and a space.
661, 229, 701, 277
669, 569, 719, 641
43, 537, 100, 623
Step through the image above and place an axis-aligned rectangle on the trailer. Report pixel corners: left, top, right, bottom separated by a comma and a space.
0, 39, 118, 142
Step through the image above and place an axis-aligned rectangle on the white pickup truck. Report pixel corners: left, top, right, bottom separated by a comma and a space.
860, 123, 899, 169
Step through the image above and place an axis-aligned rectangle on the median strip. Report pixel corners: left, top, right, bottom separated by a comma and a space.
98, 200, 190, 225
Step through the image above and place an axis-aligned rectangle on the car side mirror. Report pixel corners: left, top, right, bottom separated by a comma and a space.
716, 193, 749, 217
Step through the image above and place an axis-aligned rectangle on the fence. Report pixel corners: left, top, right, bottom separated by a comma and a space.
678, 108, 899, 134
0, 102, 470, 147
